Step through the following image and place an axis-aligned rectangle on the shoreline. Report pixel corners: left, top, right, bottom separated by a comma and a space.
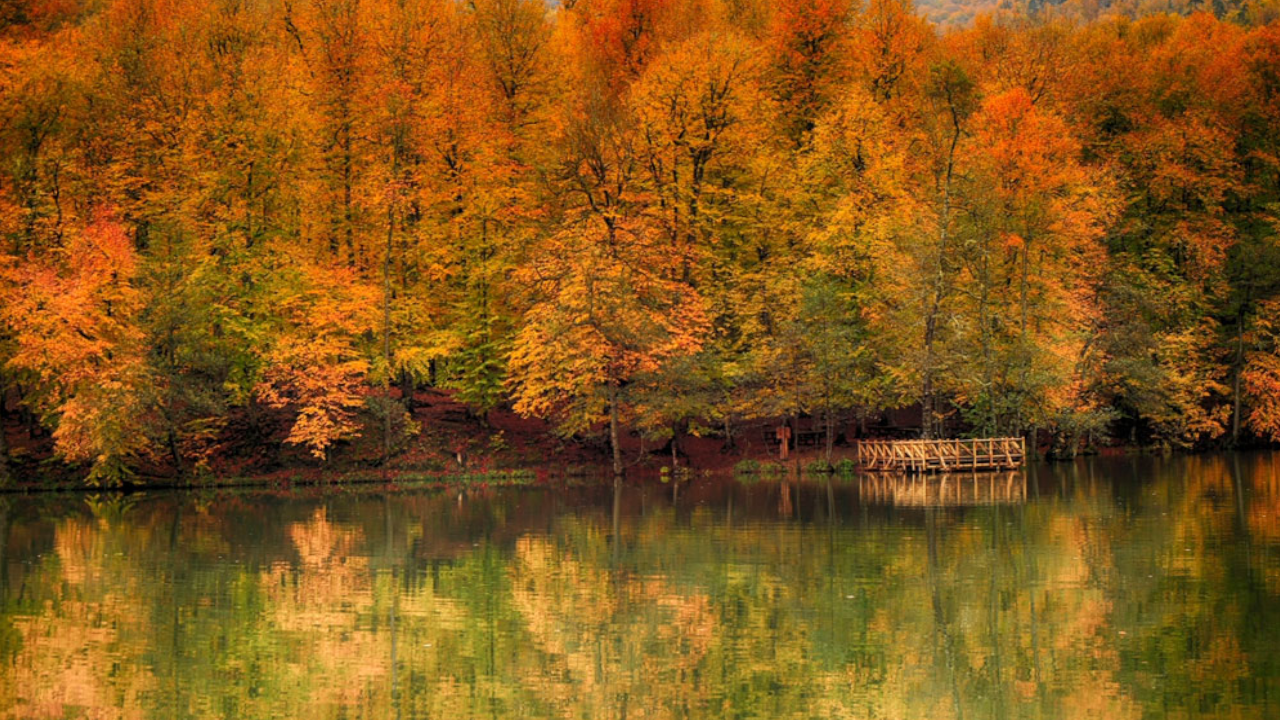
3, 443, 1276, 496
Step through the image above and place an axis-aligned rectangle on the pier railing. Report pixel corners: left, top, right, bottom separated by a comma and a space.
854, 437, 1025, 473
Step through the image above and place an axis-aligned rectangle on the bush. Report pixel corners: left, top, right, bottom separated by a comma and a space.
733, 458, 762, 474
834, 458, 857, 476
361, 396, 421, 454
805, 459, 833, 474
445, 468, 535, 485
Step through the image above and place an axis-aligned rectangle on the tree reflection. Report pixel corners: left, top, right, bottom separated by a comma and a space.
0, 453, 1278, 718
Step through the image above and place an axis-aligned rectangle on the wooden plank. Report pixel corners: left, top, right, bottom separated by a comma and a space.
854, 437, 1026, 473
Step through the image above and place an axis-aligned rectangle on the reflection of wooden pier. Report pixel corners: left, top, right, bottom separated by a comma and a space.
854, 437, 1025, 473
859, 471, 1026, 507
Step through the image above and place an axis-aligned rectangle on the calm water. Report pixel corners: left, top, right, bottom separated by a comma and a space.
3, 453, 1280, 719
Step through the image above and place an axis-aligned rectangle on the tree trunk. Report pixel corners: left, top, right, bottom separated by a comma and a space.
822, 381, 834, 465
12, 383, 35, 440
0, 499, 8, 595
399, 370, 415, 412
609, 382, 622, 477
979, 243, 997, 436
383, 202, 394, 465
342, 121, 355, 263
921, 93, 964, 440
1016, 236, 1031, 436
825, 405, 835, 466
922, 318, 938, 439
670, 423, 678, 469
167, 427, 184, 479
1232, 311, 1245, 446
0, 380, 10, 486
789, 412, 798, 463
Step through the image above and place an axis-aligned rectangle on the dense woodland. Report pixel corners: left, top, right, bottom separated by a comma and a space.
3, 0, 1280, 483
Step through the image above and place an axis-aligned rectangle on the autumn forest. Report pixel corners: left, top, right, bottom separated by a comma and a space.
3, 0, 1280, 483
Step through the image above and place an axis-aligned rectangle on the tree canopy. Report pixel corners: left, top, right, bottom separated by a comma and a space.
2, 0, 1280, 481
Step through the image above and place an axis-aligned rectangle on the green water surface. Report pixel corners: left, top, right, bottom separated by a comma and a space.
3, 452, 1280, 719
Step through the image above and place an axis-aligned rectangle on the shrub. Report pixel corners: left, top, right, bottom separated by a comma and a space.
805, 459, 833, 474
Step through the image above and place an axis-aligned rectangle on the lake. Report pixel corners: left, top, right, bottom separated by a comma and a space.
3, 452, 1279, 719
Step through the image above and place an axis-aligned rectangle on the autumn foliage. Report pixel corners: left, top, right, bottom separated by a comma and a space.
3, 0, 1280, 481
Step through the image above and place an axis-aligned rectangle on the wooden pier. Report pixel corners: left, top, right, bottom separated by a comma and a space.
854, 437, 1025, 473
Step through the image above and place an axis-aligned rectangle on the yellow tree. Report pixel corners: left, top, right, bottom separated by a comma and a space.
631, 31, 761, 280
954, 87, 1119, 439
418, 5, 527, 419
1243, 298, 1280, 442
283, 0, 374, 265
624, 30, 764, 448
852, 0, 932, 104
881, 56, 978, 438
508, 45, 708, 472
1062, 14, 1249, 446
764, 0, 854, 145
509, 214, 707, 475
0, 212, 152, 483
798, 83, 911, 449
255, 254, 379, 460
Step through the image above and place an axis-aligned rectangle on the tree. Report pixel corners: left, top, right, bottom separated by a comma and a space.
1076, 15, 1249, 446
255, 255, 378, 461
951, 88, 1118, 439
509, 208, 708, 475
901, 58, 978, 437
765, 0, 854, 145
1, 211, 152, 483
1243, 299, 1280, 441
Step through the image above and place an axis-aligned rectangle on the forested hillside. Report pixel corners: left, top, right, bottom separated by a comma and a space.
2, 0, 1280, 483
915, 0, 1280, 27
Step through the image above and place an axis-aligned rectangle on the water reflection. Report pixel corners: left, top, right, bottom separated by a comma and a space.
858, 471, 1026, 506
2, 452, 1279, 719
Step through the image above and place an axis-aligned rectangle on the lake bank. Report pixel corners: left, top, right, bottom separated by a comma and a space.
3, 388, 1276, 492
